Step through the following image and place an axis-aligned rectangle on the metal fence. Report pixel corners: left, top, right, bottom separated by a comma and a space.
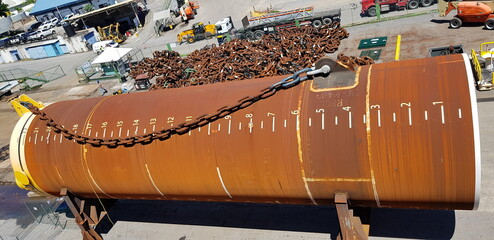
0, 65, 66, 83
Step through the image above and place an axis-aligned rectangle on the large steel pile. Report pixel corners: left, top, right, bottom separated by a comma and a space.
130, 24, 372, 90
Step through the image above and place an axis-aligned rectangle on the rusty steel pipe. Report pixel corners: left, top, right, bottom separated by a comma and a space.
11, 54, 480, 210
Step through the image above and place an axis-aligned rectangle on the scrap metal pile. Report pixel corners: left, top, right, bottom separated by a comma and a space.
130, 23, 374, 90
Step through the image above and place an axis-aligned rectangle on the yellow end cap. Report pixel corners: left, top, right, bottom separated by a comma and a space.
14, 171, 30, 187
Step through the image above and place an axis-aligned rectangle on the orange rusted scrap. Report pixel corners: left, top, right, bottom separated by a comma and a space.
11, 54, 480, 210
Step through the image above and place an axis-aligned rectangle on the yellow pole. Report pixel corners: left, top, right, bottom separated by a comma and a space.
395, 35, 401, 61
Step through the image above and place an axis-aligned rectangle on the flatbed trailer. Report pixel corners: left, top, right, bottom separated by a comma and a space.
237, 7, 341, 40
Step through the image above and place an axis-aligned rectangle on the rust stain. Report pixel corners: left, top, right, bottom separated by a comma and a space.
10, 55, 479, 210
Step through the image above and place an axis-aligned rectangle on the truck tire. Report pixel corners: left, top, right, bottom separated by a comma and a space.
450, 17, 462, 29
420, 0, 433, 7
312, 20, 322, 28
367, 7, 377, 17
245, 31, 254, 40
485, 19, 494, 30
187, 37, 195, 43
407, 0, 419, 9
253, 30, 264, 40
322, 18, 333, 26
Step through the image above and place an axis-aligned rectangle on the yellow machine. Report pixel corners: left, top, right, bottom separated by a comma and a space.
10, 94, 44, 117
97, 23, 126, 43
471, 42, 494, 90
177, 22, 216, 43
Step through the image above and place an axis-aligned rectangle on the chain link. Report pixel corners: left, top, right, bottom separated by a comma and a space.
28, 51, 374, 148
28, 68, 318, 148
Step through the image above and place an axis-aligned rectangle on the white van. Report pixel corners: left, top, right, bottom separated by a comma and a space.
92, 40, 119, 54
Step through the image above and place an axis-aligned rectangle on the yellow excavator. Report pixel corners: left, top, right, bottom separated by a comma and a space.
97, 23, 126, 43
177, 22, 216, 43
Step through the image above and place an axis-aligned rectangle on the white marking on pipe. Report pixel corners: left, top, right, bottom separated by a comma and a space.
408, 108, 412, 125
363, 115, 366, 124
377, 109, 381, 127
441, 105, 445, 124
126, 130, 130, 137
144, 128, 147, 134
261, 121, 264, 129
239, 122, 242, 130
393, 113, 396, 122
188, 130, 192, 136
46, 133, 50, 144
145, 163, 164, 196
87, 168, 111, 197
110, 131, 114, 138
53, 135, 56, 141
218, 123, 221, 131
88, 129, 91, 136
59, 134, 62, 143
35, 134, 38, 144
208, 123, 211, 135
335, 116, 338, 125
296, 115, 300, 130
309, 118, 312, 126
322, 113, 325, 130
216, 167, 232, 198
458, 108, 462, 119
198, 126, 201, 132
135, 126, 139, 135
103, 128, 107, 138
249, 119, 253, 133
348, 112, 352, 129
41, 136, 44, 142
228, 120, 231, 134
425, 111, 428, 120
153, 125, 156, 132
272, 117, 275, 132
284, 119, 287, 128
28, 137, 31, 143
95, 132, 99, 137
118, 128, 122, 137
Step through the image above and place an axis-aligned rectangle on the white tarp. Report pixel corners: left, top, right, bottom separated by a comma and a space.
153, 10, 171, 22
92, 47, 133, 64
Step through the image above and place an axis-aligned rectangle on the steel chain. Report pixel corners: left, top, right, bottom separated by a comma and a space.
27, 68, 321, 148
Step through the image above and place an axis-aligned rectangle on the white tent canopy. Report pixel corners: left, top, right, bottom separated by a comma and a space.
92, 48, 133, 64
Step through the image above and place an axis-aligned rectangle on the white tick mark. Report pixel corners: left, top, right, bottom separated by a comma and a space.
272, 117, 276, 132
458, 108, 462, 119
228, 120, 231, 134
322, 113, 325, 130
377, 109, 381, 127
348, 112, 352, 129
441, 105, 445, 124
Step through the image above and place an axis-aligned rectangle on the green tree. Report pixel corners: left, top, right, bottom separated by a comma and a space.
83, 4, 94, 13
0, 1, 10, 17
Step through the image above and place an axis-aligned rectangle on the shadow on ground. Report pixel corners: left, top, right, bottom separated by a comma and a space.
93, 199, 455, 240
